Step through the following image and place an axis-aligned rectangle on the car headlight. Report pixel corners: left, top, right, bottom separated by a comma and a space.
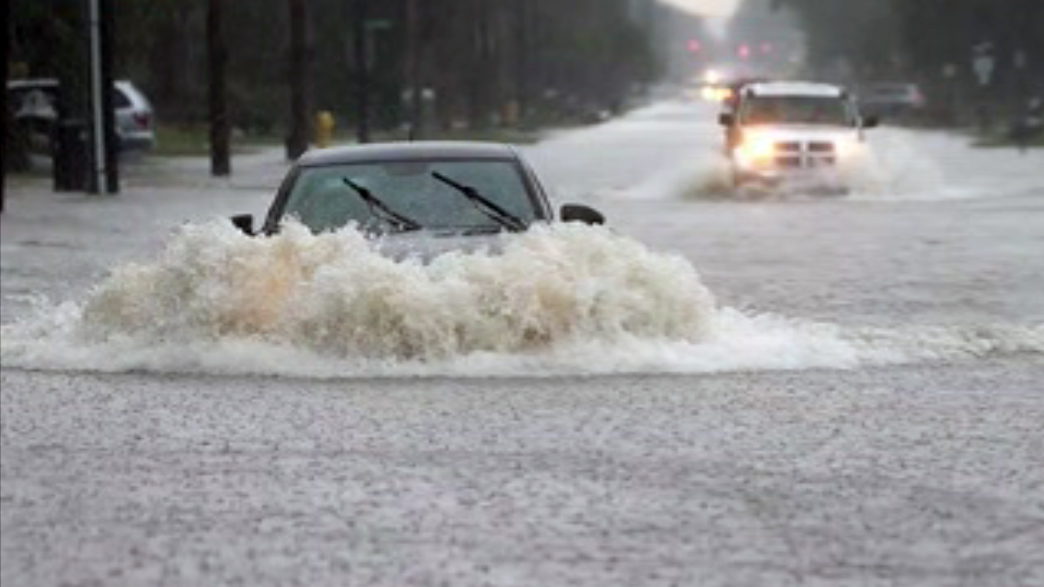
735, 135, 775, 167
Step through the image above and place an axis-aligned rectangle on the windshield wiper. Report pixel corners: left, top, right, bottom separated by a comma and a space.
343, 178, 422, 232
431, 171, 526, 232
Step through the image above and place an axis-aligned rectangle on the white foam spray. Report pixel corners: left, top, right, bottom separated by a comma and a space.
2, 221, 1040, 378
659, 127, 1044, 202
841, 129, 952, 199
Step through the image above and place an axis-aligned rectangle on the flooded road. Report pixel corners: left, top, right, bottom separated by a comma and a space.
3, 98, 1043, 586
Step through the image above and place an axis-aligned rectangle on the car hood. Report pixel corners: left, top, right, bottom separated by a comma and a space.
741, 125, 860, 142
369, 230, 506, 262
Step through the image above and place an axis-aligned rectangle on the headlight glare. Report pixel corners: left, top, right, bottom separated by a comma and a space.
736, 136, 775, 166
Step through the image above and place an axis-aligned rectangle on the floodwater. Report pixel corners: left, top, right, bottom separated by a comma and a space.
2, 97, 1043, 587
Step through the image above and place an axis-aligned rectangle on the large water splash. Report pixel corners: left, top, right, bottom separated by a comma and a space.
2, 221, 1040, 378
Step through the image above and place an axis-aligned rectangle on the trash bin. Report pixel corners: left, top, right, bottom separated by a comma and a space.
53, 118, 89, 191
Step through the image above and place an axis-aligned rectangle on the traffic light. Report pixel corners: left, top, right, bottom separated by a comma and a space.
687, 39, 702, 53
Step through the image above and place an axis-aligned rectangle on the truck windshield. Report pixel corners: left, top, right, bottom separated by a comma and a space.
741, 96, 854, 126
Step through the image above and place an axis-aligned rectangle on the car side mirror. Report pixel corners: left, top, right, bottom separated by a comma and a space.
862, 115, 880, 129
560, 204, 605, 226
231, 213, 255, 235
718, 113, 735, 127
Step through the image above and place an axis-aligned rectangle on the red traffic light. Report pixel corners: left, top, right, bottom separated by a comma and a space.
687, 39, 702, 53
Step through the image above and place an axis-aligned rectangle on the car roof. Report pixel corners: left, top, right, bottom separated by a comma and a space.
297, 141, 520, 167
743, 81, 846, 98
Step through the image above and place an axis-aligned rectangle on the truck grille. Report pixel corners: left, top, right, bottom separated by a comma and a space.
773, 141, 836, 168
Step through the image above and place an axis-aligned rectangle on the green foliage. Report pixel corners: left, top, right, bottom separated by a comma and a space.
10, 0, 662, 133
770, 0, 1044, 85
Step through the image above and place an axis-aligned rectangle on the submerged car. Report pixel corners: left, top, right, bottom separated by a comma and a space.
719, 81, 877, 194
231, 142, 605, 257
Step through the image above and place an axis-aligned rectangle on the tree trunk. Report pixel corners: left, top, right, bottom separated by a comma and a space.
98, 0, 119, 193
286, 0, 313, 160
405, 0, 423, 139
514, 0, 529, 125
208, 0, 231, 176
353, 0, 370, 143
1, 0, 7, 213
467, 0, 492, 129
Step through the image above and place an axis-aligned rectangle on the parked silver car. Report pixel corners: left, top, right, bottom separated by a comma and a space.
7, 78, 156, 153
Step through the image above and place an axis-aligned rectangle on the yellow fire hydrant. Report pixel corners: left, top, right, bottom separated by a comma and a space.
315, 111, 335, 148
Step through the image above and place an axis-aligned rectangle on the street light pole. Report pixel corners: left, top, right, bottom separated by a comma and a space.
87, 0, 108, 193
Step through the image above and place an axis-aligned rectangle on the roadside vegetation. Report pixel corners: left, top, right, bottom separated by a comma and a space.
763, 0, 1044, 130
10, 0, 661, 141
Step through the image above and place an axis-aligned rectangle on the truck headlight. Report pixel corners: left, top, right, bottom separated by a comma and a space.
736, 136, 775, 167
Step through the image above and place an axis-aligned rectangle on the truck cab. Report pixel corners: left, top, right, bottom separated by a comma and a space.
719, 81, 877, 193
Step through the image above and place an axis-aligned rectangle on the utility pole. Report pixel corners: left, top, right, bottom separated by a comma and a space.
87, 0, 118, 193
208, 0, 231, 176
353, 0, 370, 143
287, 0, 313, 160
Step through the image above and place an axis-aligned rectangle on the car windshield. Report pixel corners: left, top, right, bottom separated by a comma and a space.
741, 95, 853, 126
281, 159, 538, 234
